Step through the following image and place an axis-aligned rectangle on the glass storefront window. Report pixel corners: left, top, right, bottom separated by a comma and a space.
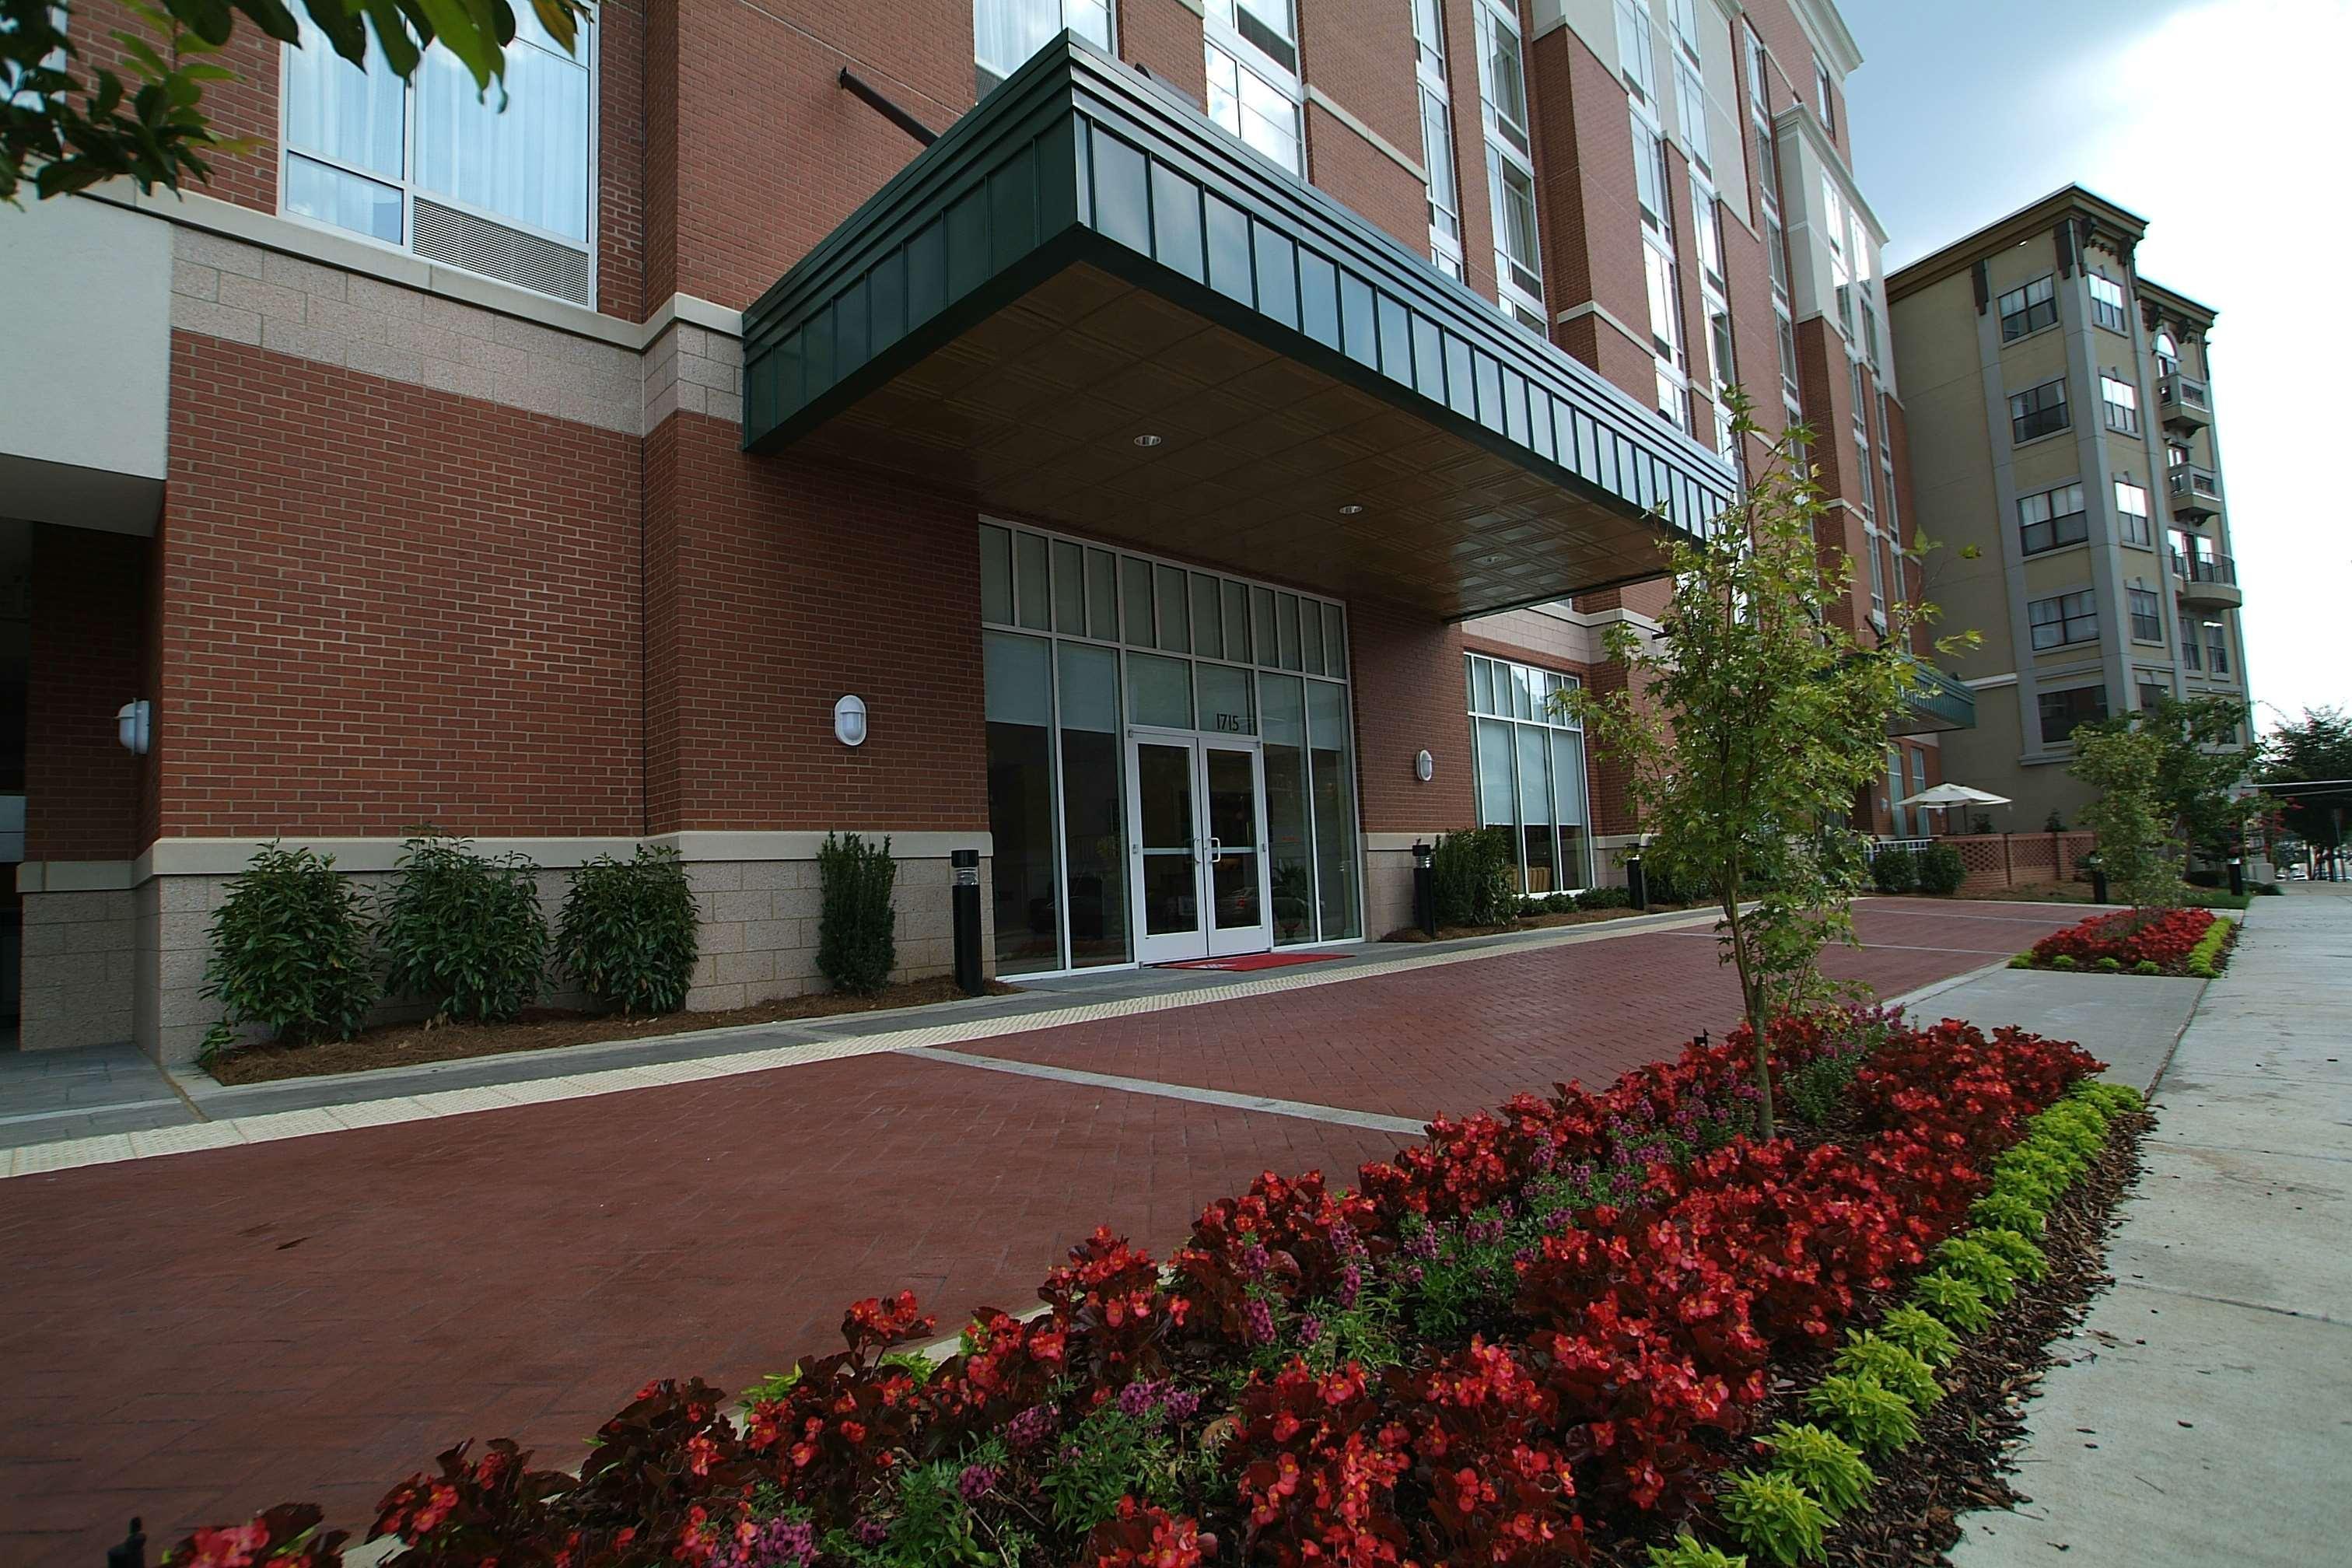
985, 632, 1059, 974
978, 522, 1360, 967
1466, 653, 1593, 894
1129, 653, 1195, 729
1307, 681, 1360, 939
1058, 643, 1127, 967
1261, 674, 1314, 944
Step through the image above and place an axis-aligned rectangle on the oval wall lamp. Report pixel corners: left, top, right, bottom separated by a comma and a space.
1415, 748, 1434, 782
835, 694, 868, 747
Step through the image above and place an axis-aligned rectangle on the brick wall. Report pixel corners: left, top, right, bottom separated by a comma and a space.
1298, 0, 1425, 255
1346, 599, 1473, 835
159, 331, 645, 838
1527, 24, 1656, 411
598, 0, 649, 321
73, 1, 278, 215
26, 529, 149, 862
646, 412, 988, 834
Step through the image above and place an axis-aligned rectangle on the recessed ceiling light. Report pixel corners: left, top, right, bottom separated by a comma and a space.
1339, 503, 1364, 515
1133, 433, 1164, 448
1476, 553, 1503, 565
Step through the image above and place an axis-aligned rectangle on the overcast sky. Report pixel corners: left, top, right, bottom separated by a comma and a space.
1843, 0, 2349, 733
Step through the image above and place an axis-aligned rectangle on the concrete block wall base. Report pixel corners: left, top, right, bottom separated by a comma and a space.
17, 889, 138, 1051
19, 839, 996, 1066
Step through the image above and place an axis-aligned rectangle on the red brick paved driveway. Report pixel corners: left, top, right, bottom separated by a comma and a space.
0, 898, 2056, 1563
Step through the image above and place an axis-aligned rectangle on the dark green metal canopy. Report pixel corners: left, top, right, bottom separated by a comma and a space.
741, 35, 1740, 618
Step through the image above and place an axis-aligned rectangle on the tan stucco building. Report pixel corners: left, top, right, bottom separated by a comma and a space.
1887, 187, 2248, 831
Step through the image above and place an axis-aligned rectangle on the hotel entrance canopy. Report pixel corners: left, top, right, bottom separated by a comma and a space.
741, 36, 1739, 620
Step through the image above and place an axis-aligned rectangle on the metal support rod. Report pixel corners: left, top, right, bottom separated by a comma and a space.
838, 68, 939, 146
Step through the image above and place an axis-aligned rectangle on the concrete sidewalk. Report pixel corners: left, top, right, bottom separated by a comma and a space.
1951, 886, 2352, 1567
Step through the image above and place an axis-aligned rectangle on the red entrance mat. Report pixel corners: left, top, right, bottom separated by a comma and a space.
1153, 951, 1348, 972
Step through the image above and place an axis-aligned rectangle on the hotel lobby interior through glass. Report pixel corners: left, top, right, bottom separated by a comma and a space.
981, 521, 1360, 974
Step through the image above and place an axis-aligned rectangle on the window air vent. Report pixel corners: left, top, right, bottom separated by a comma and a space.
414, 199, 592, 306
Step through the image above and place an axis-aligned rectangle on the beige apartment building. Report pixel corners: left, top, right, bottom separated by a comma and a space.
1887, 187, 2248, 832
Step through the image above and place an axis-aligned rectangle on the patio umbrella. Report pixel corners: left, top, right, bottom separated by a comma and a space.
1896, 783, 2011, 808
1896, 782, 2012, 836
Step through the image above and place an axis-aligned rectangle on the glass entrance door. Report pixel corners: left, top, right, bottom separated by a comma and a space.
1132, 738, 1204, 964
1128, 733, 1272, 962
1201, 741, 1271, 957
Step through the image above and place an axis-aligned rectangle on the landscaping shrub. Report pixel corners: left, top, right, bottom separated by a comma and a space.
2027, 905, 2217, 974
176, 1010, 2115, 1568
1871, 1305, 1958, 1370
1758, 1421, 1874, 1518
2183, 915, 2235, 978
200, 842, 376, 1055
1868, 847, 1918, 894
1430, 825, 1516, 927
1541, 891, 1577, 914
1916, 842, 1966, 896
1718, 1468, 1829, 1566
378, 831, 548, 1024
1575, 884, 1632, 911
818, 832, 898, 995
1647, 1536, 1748, 1568
1832, 1333, 1941, 1410
556, 846, 700, 1015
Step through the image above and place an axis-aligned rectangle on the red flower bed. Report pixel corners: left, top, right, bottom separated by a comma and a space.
2028, 906, 2215, 971
167, 1014, 2100, 1568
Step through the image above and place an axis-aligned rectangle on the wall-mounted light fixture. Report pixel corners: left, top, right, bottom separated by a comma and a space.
116, 699, 151, 755
835, 694, 868, 747
1415, 748, 1434, 782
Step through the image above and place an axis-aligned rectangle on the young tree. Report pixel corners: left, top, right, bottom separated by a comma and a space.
1563, 395, 1965, 1138
2070, 726, 2183, 909
2081, 693, 2257, 864
3, 0, 590, 203
2259, 705, 2352, 856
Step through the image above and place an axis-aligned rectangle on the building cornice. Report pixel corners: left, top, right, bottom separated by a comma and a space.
1787, 0, 1864, 77
2135, 276, 2217, 333
1886, 184, 2149, 303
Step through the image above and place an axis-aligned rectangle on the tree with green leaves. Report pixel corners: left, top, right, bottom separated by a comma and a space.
2, 0, 590, 204
2081, 693, 2256, 865
1562, 392, 1968, 1138
2070, 726, 2182, 909
2258, 705, 2352, 858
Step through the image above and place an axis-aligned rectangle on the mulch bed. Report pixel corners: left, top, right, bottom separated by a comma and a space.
1379, 903, 1702, 943
1732, 1104, 2154, 1567
202, 976, 1024, 1087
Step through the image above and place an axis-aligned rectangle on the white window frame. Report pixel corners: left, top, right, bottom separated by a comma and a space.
1814, 54, 1835, 134
2102, 373, 2141, 436
1997, 275, 2057, 341
2088, 268, 2128, 334
975, 0, 1114, 96
1205, 0, 1304, 176
1465, 653, 1595, 897
1475, 0, 1543, 327
2113, 477, 2152, 546
1412, 0, 1463, 278
1615, 0, 1657, 107
276, 13, 600, 300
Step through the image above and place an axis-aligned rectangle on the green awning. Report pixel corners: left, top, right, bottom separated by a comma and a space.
741, 35, 1738, 619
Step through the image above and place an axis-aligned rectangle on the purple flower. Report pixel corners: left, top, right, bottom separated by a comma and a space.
1495, 1197, 1515, 1221
1240, 1243, 1273, 1280
957, 1464, 1000, 1504
1118, 1379, 1159, 1419
853, 1517, 890, 1547
1528, 1143, 1557, 1175
1403, 1264, 1426, 1286
1163, 1388, 1201, 1423
1328, 1220, 1358, 1255
1002, 1402, 1059, 1454
718, 1517, 817, 1568
1245, 1297, 1276, 1344
1298, 1315, 1323, 1346
1403, 1227, 1441, 1261
1336, 1262, 1363, 1309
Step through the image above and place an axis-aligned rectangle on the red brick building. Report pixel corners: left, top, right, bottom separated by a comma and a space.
0, 0, 1958, 1059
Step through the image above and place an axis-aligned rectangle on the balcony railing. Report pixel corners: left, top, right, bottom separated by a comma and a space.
2168, 464, 2224, 511
2158, 371, 2210, 416
2168, 549, 2236, 586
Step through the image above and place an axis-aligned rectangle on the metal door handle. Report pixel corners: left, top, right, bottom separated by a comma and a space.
1207, 836, 1223, 861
